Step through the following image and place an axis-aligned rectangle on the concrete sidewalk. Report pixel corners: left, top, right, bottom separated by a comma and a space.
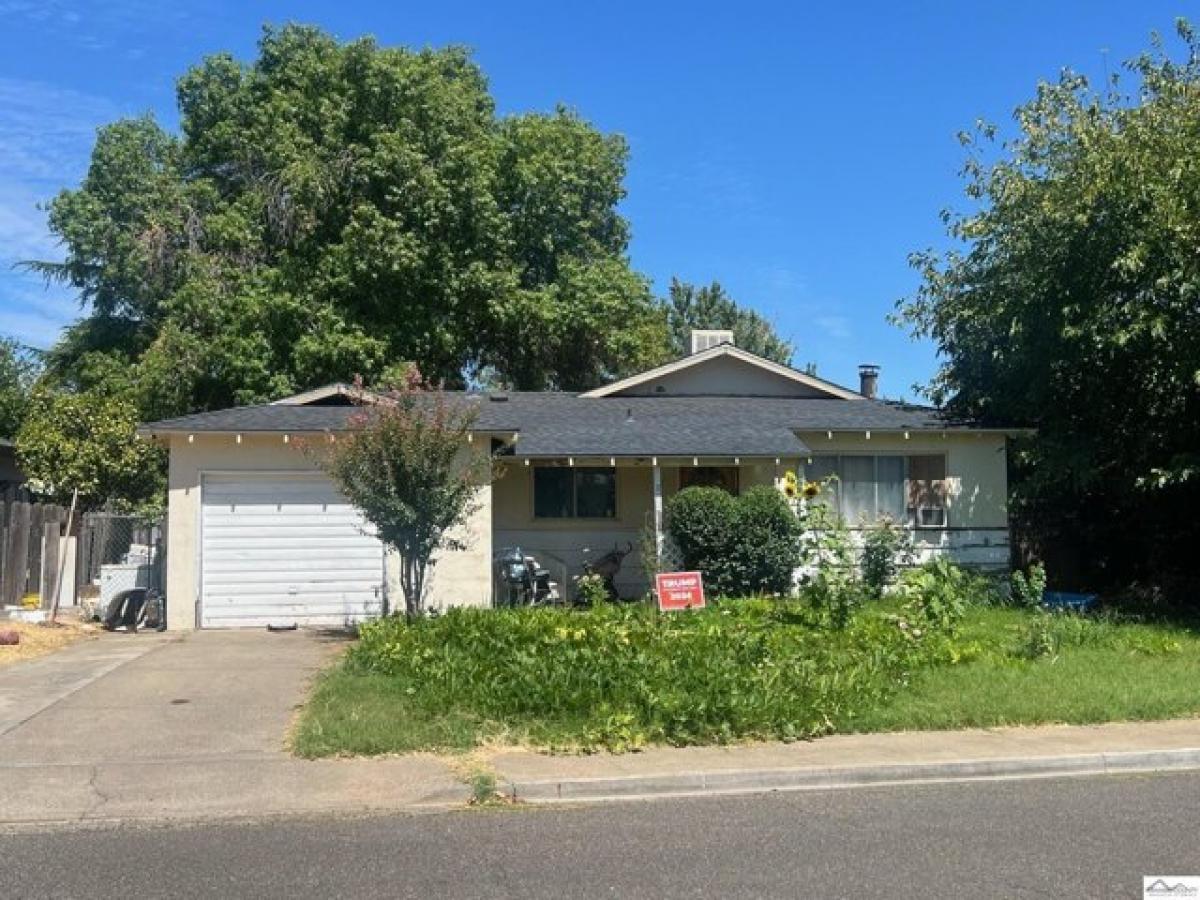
0, 631, 465, 826
487, 719, 1200, 803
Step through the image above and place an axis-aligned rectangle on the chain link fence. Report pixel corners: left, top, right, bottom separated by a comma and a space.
76, 513, 164, 609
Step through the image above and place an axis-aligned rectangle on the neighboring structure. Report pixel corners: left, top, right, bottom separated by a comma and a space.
142, 337, 1022, 629
0, 438, 24, 491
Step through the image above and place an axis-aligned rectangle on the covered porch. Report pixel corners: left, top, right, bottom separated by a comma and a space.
491, 456, 795, 601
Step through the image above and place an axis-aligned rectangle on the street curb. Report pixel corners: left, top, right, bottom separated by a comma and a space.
503, 748, 1200, 803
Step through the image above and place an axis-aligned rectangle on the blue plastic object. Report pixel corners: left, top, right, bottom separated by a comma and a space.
1041, 590, 1098, 612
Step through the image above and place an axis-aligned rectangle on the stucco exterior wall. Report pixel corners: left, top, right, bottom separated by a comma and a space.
164, 433, 491, 629
403, 442, 492, 612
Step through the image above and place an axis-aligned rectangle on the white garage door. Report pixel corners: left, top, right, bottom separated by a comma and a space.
200, 473, 385, 628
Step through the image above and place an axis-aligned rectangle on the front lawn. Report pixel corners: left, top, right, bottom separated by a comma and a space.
851, 606, 1200, 732
292, 599, 1200, 758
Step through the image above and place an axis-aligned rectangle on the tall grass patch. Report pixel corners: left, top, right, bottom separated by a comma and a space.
294, 601, 942, 755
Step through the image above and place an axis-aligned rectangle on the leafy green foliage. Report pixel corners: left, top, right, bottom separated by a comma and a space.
895, 23, 1200, 590
666, 279, 793, 363
665, 486, 802, 596
796, 486, 859, 628
317, 600, 940, 752
1011, 563, 1048, 609
860, 516, 914, 599
307, 375, 492, 617
574, 573, 610, 607
37, 25, 670, 419
15, 389, 163, 510
0, 337, 39, 439
897, 559, 978, 634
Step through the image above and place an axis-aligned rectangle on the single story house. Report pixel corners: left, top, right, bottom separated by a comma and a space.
141, 331, 1021, 629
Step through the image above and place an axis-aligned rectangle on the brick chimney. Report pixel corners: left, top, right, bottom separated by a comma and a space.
858, 364, 879, 399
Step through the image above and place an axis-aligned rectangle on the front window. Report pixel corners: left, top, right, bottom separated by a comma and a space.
805, 455, 914, 526
533, 466, 617, 519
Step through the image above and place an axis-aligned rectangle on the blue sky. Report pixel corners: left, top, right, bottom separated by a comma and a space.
0, 1, 1190, 398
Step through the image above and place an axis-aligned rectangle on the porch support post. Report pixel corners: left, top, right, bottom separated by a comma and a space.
652, 462, 664, 557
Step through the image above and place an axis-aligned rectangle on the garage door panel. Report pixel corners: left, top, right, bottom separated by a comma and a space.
202, 548, 385, 567
201, 511, 377, 527
200, 473, 384, 628
203, 570, 383, 586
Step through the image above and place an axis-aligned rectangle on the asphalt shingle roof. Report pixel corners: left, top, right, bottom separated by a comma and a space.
142, 392, 980, 458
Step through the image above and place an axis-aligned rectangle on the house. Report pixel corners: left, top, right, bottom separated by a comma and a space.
141, 331, 1020, 629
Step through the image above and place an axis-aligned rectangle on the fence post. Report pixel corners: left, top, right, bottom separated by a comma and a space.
40, 519, 61, 610
2, 501, 31, 606
0, 499, 9, 605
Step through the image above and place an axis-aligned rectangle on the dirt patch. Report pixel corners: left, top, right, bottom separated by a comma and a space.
0, 619, 100, 668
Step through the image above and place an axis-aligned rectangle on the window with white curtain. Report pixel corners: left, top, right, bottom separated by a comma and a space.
804, 456, 908, 526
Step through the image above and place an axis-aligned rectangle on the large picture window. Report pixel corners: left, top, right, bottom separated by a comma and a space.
533, 466, 617, 519
805, 455, 916, 526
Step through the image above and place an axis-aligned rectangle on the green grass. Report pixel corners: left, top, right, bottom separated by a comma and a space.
850, 607, 1200, 732
291, 602, 1200, 758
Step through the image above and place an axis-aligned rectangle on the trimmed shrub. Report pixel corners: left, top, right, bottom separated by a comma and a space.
666, 485, 802, 596
729, 486, 804, 595
664, 487, 735, 591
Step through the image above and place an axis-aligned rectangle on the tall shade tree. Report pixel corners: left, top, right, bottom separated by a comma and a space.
665, 279, 793, 364
308, 373, 493, 618
36, 24, 667, 415
895, 21, 1200, 591
0, 337, 39, 439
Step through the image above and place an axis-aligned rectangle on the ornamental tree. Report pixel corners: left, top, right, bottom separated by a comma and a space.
309, 372, 493, 618
16, 389, 164, 510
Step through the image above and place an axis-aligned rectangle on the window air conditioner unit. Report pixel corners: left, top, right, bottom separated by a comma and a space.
914, 506, 947, 528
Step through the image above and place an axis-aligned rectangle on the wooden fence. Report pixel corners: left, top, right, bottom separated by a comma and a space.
0, 491, 69, 609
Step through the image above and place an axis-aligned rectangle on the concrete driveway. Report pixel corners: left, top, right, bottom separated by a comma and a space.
0, 629, 344, 764
0, 629, 463, 825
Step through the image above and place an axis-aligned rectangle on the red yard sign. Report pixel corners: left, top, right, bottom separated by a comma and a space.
655, 571, 706, 611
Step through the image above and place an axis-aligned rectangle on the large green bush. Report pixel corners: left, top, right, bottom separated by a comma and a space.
340, 602, 940, 751
665, 486, 802, 596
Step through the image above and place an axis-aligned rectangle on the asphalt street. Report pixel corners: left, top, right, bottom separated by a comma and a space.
3, 772, 1198, 899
